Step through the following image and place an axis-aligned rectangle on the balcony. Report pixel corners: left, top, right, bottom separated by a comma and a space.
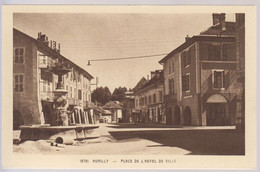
164, 94, 177, 103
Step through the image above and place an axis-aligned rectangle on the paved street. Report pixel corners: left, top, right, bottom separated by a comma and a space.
13, 123, 244, 155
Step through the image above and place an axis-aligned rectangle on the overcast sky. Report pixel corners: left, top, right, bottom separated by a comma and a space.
13, 13, 235, 92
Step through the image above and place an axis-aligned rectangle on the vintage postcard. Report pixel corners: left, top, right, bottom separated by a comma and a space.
1, 5, 257, 169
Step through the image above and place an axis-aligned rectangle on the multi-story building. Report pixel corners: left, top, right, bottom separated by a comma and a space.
131, 77, 148, 122
13, 28, 94, 129
103, 101, 123, 123
159, 13, 243, 126
133, 70, 165, 124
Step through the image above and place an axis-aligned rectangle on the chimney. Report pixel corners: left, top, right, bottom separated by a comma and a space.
53, 41, 57, 50
57, 43, 61, 54
185, 35, 190, 42
151, 71, 156, 79
212, 13, 226, 25
43, 36, 49, 46
37, 32, 42, 40
155, 70, 161, 78
147, 75, 149, 80
50, 40, 53, 49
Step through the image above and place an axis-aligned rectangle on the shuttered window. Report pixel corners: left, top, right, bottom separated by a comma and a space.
14, 48, 25, 63
14, 74, 24, 92
213, 70, 224, 89
182, 74, 190, 91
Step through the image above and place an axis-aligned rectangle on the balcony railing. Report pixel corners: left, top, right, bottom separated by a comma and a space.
164, 94, 177, 103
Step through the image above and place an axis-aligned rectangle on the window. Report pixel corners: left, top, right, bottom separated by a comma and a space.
78, 74, 81, 83
159, 91, 163, 102
182, 50, 191, 67
78, 89, 82, 100
171, 59, 174, 73
148, 96, 152, 104
145, 96, 147, 105
213, 70, 224, 89
208, 44, 221, 61
66, 85, 68, 91
153, 94, 156, 104
43, 81, 47, 92
169, 79, 174, 94
42, 56, 47, 64
47, 82, 51, 92
182, 74, 190, 92
14, 48, 24, 63
70, 86, 73, 98
168, 60, 172, 74
136, 99, 138, 107
14, 74, 24, 92
74, 87, 77, 98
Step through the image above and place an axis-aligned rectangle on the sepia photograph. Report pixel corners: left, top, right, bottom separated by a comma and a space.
1, 5, 257, 169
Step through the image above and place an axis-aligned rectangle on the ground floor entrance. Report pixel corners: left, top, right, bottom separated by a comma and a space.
206, 103, 230, 126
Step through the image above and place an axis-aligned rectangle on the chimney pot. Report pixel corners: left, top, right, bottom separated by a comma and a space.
212, 13, 226, 25
185, 35, 190, 42
151, 71, 156, 79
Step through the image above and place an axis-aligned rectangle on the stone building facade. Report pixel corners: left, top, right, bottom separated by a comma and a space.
13, 28, 94, 129
133, 70, 165, 124
159, 13, 244, 126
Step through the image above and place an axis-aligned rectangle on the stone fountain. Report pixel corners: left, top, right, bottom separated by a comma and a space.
49, 61, 70, 126
19, 61, 100, 144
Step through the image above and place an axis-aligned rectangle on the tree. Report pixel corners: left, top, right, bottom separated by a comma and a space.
91, 86, 111, 105
110, 87, 127, 102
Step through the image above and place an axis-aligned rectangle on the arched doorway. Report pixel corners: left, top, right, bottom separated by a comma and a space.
166, 107, 173, 125
13, 109, 23, 130
206, 94, 229, 126
184, 106, 192, 126
173, 106, 181, 125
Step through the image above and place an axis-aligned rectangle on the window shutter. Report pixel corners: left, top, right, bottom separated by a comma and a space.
182, 76, 186, 91
182, 52, 186, 67
224, 71, 229, 89
187, 49, 191, 65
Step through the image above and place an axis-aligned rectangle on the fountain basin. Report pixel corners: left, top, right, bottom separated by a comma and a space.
19, 124, 100, 143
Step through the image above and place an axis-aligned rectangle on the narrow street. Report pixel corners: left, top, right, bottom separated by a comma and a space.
14, 123, 244, 155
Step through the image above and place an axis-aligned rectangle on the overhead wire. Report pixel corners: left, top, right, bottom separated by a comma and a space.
86, 43, 239, 62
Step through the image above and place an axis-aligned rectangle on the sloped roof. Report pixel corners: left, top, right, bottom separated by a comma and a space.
13, 28, 94, 80
103, 110, 112, 115
158, 35, 235, 64
132, 77, 148, 92
133, 70, 164, 95
103, 101, 123, 109
158, 21, 236, 64
142, 70, 164, 89
200, 22, 236, 35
